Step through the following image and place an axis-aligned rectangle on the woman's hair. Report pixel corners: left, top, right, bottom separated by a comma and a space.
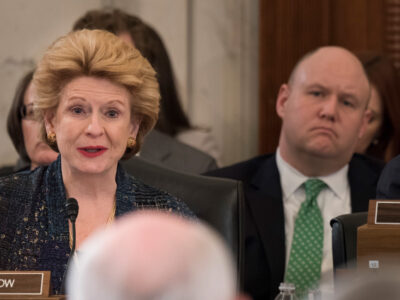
33, 29, 160, 159
358, 52, 400, 162
73, 9, 192, 136
6, 70, 34, 163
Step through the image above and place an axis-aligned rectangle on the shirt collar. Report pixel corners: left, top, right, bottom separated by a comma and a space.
276, 148, 349, 200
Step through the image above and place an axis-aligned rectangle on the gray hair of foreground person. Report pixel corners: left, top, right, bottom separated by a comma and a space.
67, 211, 241, 300
331, 270, 400, 300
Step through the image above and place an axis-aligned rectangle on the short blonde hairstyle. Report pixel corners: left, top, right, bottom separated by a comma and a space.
33, 29, 160, 159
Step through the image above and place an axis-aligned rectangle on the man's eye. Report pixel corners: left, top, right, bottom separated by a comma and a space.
310, 91, 323, 97
342, 99, 354, 107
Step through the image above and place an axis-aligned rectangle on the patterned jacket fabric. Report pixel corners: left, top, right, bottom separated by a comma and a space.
0, 156, 194, 294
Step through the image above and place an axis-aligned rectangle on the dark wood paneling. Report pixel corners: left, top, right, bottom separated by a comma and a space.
259, 0, 331, 154
331, 0, 385, 51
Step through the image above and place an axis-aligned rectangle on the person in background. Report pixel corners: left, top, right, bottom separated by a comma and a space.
355, 52, 400, 162
67, 211, 250, 300
0, 29, 193, 295
206, 46, 384, 299
73, 9, 221, 166
5, 70, 58, 171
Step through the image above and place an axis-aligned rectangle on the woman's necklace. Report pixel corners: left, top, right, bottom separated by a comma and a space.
106, 199, 117, 224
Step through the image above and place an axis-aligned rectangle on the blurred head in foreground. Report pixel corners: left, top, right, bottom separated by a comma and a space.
332, 270, 400, 300
67, 211, 248, 300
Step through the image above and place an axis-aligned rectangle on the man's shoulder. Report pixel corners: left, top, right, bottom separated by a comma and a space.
205, 153, 275, 182
349, 153, 385, 175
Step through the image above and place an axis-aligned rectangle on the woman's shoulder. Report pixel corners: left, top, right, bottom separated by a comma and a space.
0, 166, 45, 194
0, 167, 48, 241
134, 177, 195, 216
117, 168, 195, 218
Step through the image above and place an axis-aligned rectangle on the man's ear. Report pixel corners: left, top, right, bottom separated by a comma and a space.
358, 109, 371, 139
44, 111, 56, 134
276, 84, 290, 119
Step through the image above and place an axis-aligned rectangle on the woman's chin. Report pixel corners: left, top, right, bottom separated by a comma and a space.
71, 163, 116, 176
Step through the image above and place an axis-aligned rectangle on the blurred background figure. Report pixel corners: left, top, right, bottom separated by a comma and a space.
67, 211, 250, 300
5, 70, 58, 173
355, 52, 400, 162
73, 9, 221, 166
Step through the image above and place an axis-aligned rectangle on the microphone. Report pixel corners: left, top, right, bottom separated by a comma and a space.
66, 197, 79, 255
61, 197, 79, 295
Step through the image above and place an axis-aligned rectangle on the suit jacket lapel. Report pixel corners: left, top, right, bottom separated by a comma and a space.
247, 155, 286, 290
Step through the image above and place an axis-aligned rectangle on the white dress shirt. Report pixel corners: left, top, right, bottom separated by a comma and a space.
276, 149, 351, 296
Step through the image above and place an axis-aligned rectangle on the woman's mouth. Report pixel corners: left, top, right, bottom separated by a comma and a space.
77, 146, 108, 158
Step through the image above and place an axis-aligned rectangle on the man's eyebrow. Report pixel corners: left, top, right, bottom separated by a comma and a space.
304, 83, 329, 91
339, 92, 359, 102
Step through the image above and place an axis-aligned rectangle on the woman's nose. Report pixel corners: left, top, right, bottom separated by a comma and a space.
85, 113, 104, 136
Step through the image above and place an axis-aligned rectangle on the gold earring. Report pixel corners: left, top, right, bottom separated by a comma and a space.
127, 137, 136, 149
47, 132, 56, 144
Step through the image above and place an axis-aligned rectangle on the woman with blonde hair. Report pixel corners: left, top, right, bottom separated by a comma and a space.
0, 29, 193, 295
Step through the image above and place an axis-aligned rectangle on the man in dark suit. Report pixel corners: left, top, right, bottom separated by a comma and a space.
207, 47, 384, 299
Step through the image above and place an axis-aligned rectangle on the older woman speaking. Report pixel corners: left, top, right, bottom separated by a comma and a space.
0, 29, 193, 295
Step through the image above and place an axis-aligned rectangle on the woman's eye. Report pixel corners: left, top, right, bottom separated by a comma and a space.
106, 110, 119, 118
71, 107, 84, 114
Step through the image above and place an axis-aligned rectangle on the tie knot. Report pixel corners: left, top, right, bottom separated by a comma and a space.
304, 179, 326, 202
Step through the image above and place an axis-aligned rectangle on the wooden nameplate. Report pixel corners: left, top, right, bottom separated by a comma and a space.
367, 199, 400, 226
358, 200, 400, 272
0, 271, 65, 299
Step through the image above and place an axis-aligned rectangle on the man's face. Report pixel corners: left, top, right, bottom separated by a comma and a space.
276, 48, 370, 164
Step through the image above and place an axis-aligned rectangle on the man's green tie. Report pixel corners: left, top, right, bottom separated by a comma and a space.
285, 178, 327, 296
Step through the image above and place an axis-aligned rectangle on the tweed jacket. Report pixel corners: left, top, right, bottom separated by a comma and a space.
0, 156, 193, 295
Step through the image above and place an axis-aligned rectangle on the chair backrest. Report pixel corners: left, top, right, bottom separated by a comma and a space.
122, 156, 244, 284
330, 212, 368, 271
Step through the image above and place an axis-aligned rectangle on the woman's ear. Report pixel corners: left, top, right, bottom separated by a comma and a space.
129, 115, 142, 138
44, 111, 56, 134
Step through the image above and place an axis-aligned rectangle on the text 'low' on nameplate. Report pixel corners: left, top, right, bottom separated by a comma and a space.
0, 271, 50, 297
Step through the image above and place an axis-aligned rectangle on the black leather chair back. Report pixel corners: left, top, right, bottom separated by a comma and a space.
330, 212, 368, 271
122, 157, 244, 284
